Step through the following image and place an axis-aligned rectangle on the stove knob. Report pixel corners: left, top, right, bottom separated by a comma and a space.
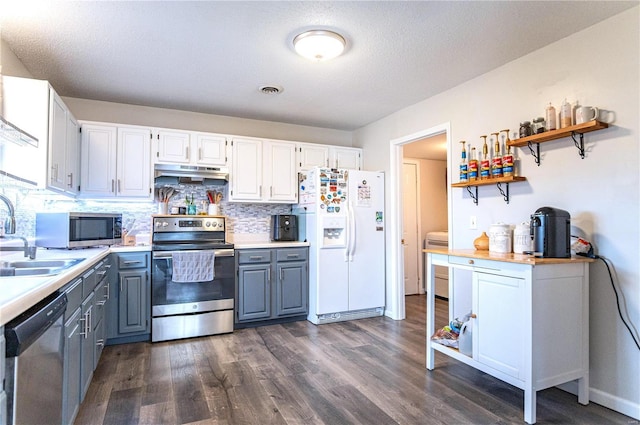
205, 222, 211, 227
162, 221, 169, 227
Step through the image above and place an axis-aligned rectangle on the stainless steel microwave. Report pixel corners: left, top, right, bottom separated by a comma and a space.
36, 212, 122, 248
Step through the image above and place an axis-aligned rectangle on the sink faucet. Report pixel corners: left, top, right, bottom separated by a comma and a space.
0, 194, 17, 234
0, 194, 36, 259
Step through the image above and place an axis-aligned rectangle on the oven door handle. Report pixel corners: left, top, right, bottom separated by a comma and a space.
153, 249, 235, 259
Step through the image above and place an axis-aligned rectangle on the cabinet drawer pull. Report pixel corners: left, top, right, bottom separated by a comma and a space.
470, 313, 477, 319
249, 256, 264, 260
468, 259, 475, 265
123, 260, 142, 265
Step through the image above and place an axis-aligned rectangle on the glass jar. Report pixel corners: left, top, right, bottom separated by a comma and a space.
532, 117, 546, 134
519, 121, 532, 138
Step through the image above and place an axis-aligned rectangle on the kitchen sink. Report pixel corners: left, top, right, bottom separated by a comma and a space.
0, 258, 85, 277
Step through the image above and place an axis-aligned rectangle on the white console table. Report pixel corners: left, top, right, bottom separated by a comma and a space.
424, 249, 593, 424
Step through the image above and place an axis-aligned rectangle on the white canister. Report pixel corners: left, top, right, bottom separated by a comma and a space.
513, 222, 533, 254
489, 223, 512, 253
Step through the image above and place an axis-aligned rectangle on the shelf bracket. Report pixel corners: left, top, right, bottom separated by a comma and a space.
466, 185, 478, 205
527, 141, 541, 166
571, 131, 586, 159
496, 182, 510, 204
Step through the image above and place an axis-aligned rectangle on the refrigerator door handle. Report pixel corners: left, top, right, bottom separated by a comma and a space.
348, 201, 356, 261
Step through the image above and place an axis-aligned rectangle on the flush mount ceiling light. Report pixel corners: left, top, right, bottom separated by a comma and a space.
258, 85, 283, 95
293, 30, 346, 62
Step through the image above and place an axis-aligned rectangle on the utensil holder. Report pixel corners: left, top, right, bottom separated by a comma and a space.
158, 203, 168, 215
208, 204, 219, 216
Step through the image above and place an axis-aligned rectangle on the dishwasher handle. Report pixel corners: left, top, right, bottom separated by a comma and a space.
4, 292, 67, 357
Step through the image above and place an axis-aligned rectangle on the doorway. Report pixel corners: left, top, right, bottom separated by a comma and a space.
387, 123, 452, 320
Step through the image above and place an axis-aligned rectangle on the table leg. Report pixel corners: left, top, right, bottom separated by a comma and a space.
524, 387, 537, 424
426, 253, 435, 370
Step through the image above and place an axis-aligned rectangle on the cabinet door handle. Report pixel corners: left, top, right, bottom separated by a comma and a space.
104, 283, 110, 300
468, 259, 475, 265
68, 173, 73, 188
267, 268, 271, 282
111, 179, 115, 193
96, 339, 104, 348
470, 313, 477, 319
280, 269, 284, 280
270, 186, 273, 197
259, 185, 262, 197
186, 146, 189, 159
117, 179, 121, 193
96, 270, 107, 277
96, 300, 106, 306
198, 147, 202, 160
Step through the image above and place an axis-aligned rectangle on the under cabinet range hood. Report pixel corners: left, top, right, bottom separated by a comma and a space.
153, 163, 229, 185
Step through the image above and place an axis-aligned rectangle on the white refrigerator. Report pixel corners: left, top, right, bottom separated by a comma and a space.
296, 168, 385, 324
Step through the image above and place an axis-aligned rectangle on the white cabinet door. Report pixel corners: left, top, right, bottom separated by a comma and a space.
297, 143, 329, 171
473, 271, 525, 379
80, 124, 118, 197
48, 90, 68, 191
155, 130, 190, 163
117, 127, 152, 198
65, 114, 80, 195
331, 147, 362, 170
194, 133, 227, 166
229, 137, 262, 201
264, 140, 297, 203
80, 124, 151, 199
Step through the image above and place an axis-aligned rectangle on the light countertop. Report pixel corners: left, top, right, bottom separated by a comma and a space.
0, 245, 149, 326
423, 248, 594, 265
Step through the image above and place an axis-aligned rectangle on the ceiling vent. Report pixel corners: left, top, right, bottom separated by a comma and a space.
259, 85, 283, 95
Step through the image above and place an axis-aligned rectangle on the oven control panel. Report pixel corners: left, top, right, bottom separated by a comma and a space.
153, 216, 225, 232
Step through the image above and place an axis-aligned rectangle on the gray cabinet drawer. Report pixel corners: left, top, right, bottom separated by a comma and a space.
237, 250, 272, 264
276, 248, 308, 262
64, 277, 84, 317
117, 253, 148, 269
81, 268, 96, 299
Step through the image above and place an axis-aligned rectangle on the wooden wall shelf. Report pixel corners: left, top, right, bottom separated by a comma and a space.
507, 120, 609, 165
451, 176, 526, 205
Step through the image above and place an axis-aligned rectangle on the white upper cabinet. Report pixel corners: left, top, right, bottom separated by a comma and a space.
330, 146, 362, 170
193, 132, 227, 166
80, 123, 152, 199
64, 114, 81, 195
154, 129, 227, 166
297, 143, 329, 171
1, 76, 80, 194
229, 137, 296, 203
263, 140, 297, 202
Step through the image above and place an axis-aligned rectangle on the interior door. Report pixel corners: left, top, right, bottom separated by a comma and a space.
402, 161, 420, 295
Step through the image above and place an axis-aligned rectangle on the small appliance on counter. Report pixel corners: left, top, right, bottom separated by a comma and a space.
530, 206, 571, 258
271, 214, 298, 241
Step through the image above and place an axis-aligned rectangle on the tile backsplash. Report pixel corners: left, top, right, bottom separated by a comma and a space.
0, 175, 293, 241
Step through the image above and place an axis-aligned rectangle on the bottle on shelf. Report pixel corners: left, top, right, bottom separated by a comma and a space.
491, 132, 503, 178
572, 100, 580, 125
479, 135, 491, 180
501, 130, 514, 177
545, 102, 557, 131
560, 98, 572, 128
459, 141, 468, 183
468, 146, 479, 182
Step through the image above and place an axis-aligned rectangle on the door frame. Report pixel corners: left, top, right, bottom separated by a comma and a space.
402, 159, 423, 295
387, 122, 451, 320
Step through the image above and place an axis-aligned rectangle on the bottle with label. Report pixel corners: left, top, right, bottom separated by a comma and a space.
545, 102, 557, 131
468, 146, 478, 182
459, 141, 468, 183
491, 132, 503, 178
560, 98, 572, 128
501, 130, 514, 177
479, 135, 491, 180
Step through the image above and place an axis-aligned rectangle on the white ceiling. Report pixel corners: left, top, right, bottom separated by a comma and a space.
1, 1, 636, 131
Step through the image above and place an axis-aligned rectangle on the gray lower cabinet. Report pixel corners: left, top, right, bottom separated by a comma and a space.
107, 252, 150, 343
61, 256, 111, 425
236, 247, 308, 325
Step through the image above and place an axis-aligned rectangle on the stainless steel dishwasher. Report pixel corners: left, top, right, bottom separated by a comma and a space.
4, 292, 67, 425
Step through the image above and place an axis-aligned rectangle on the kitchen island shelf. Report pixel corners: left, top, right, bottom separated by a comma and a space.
451, 176, 526, 205
507, 120, 609, 165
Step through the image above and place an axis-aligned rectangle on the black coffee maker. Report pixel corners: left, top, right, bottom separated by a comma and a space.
271, 215, 298, 241
530, 207, 571, 258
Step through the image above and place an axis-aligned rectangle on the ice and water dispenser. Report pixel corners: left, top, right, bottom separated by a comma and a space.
322, 216, 346, 247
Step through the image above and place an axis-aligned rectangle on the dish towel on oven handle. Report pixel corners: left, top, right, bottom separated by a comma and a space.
172, 250, 215, 282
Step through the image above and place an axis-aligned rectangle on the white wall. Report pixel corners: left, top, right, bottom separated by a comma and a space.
62, 97, 354, 147
355, 7, 639, 419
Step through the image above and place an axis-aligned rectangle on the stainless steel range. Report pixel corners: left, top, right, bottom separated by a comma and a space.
151, 216, 234, 342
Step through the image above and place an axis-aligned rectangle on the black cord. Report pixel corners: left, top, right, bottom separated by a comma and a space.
595, 255, 640, 351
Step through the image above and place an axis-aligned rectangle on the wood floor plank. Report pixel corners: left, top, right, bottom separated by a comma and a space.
75, 295, 635, 425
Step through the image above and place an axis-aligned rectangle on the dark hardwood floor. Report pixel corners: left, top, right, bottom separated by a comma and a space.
75, 295, 632, 425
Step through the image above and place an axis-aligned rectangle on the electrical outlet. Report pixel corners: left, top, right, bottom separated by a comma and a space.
469, 215, 477, 229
